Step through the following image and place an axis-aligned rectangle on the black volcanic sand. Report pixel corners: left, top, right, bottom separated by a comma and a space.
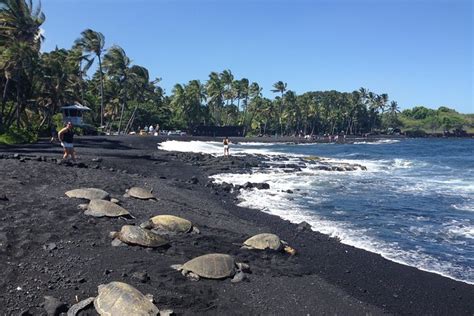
0, 136, 472, 315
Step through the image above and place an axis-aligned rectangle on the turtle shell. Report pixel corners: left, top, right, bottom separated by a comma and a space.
243, 233, 282, 250
94, 281, 159, 316
65, 188, 110, 200
85, 200, 130, 218
182, 253, 235, 279
148, 215, 192, 233
117, 225, 168, 248
127, 187, 155, 200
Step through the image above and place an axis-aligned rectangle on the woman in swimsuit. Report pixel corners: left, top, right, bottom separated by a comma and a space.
58, 122, 76, 161
223, 137, 230, 157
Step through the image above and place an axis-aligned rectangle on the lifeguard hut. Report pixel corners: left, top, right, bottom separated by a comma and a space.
61, 103, 91, 127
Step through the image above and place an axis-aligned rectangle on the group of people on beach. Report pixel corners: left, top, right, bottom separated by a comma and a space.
51, 122, 232, 161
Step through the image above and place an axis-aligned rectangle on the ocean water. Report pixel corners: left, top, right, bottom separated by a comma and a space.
159, 139, 474, 284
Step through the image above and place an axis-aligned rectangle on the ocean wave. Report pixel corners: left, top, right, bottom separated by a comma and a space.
211, 170, 474, 284
443, 220, 474, 239
452, 203, 474, 213
158, 140, 303, 157
353, 139, 401, 145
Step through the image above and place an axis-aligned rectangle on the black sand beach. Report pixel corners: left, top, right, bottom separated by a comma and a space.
0, 135, 473, 315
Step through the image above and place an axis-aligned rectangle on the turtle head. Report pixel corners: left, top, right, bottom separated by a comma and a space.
283, 245, 296, 256
109, 231, 119, 239
170, 264, 183, 271
139, 220, 153, 230
236, 262, 250, 272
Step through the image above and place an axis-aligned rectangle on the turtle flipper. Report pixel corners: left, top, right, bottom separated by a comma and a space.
186, 272, 200, 281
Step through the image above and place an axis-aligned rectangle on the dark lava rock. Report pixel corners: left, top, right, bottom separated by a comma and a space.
131, 271, 150, 283
188, 176, 199, 184
42, 296, 67, 316
220, 182, 233, 192
297, 221, 312, 232
243, 182, 253, 189
43, 243, 57, 251
253, 183, 270, 190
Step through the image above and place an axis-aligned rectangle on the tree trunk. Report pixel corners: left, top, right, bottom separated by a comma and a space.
98, 54, 105, 127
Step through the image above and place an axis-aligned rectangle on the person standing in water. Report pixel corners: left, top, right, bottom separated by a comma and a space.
223, 136, 230, 157
58, 121, 76, 161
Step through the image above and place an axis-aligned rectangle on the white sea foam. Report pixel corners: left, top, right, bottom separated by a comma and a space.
212, 169, 474, 284
452, 203, 474, 213
443, 220, 474, 239
158, 140, 298, 156
353, 139, 400, 145
165, 139, 474, 284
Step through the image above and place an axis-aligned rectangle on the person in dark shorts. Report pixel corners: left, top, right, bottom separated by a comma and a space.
58, 122, 76, 161
50, 125, 58, 143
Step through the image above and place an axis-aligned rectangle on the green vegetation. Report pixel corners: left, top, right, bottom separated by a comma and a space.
399, 106, 473, 134
0, 0, 472, 143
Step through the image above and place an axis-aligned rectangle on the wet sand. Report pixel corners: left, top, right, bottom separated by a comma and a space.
0, 135, 472, 315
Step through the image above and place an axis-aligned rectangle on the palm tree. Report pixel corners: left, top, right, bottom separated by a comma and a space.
205, 72, 224, 125
123, 65, 151, 133
103, 45, 130, 133
74, 29, 106, 127
220, 69, 233, 108
271, 81, 287, 135
0, 0, 45, 129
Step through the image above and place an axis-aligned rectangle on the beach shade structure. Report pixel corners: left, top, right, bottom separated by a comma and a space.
60, 102, 91, 127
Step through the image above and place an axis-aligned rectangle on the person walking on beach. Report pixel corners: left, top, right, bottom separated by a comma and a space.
58, 121, 76, 161
50, 125, 58, 143
223, 137, 230, 157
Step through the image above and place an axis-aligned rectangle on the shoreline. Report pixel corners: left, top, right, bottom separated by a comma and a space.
0, 136, 473, 315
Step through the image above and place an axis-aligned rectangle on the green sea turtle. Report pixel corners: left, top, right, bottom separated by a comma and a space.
124, 187, 156, 200
84, 200, 132, 218
140, 215, 199, 234
110, 225, 169, 248
65, 188, 110, 200
94, 281, 160, 316
171, 253, 249, 282
242, 233, 296, 255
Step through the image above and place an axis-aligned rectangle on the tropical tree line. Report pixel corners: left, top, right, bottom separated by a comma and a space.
1, 0, 471, 141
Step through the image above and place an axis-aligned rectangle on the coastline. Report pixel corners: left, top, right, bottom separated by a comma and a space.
0, 136, 473, 315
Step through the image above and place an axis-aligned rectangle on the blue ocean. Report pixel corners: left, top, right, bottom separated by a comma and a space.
160, 139, 474, 284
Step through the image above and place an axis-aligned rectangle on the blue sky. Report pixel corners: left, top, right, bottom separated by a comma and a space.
41, 0, 473, 113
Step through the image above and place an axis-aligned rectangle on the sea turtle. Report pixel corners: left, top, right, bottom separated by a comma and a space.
65, 188, 110, 200
94, 281, 159, 316
110, 225, 169, 248
242, 233, 296, 255
140, 215, 199, 234
171, 253, 249, 282
84, 199, 132, 218
124, 187, 156, 200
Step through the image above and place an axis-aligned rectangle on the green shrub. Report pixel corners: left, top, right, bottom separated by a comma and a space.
0, 127, 38, 144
